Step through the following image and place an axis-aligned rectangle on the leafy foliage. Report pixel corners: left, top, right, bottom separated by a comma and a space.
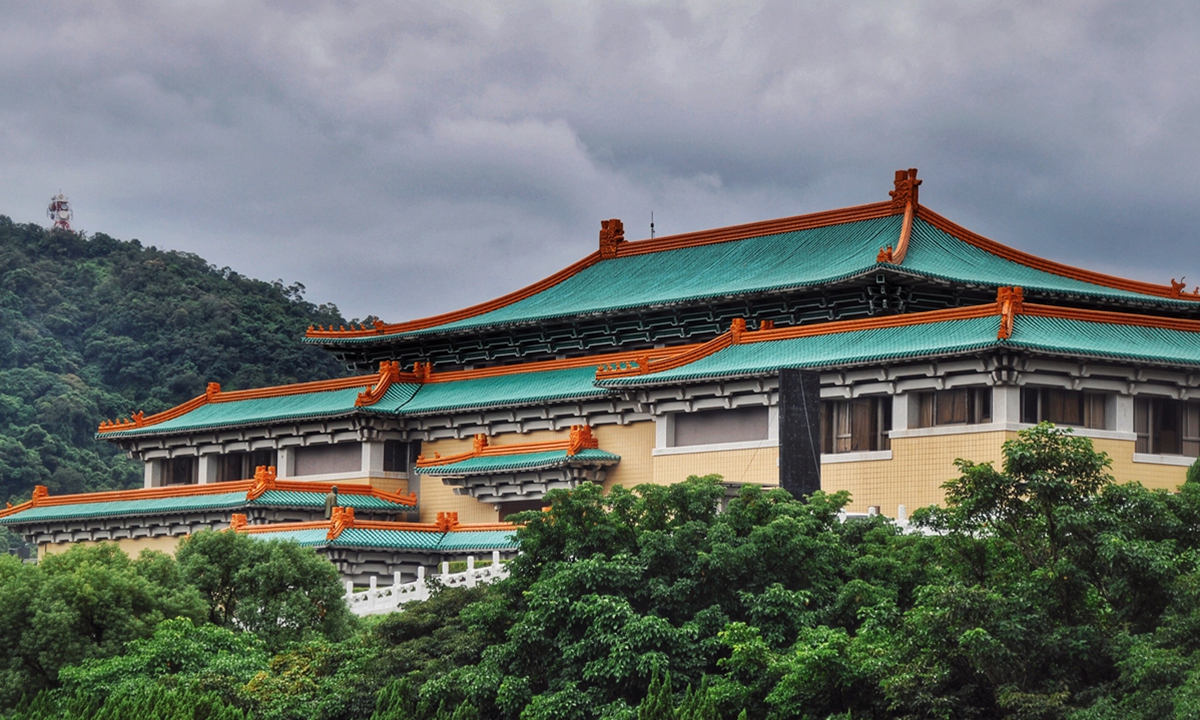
0, 218, 348, 504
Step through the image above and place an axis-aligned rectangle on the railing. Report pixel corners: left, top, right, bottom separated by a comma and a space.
344, 551, 510, 617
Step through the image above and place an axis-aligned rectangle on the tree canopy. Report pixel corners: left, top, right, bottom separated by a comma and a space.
0, 218, 349, 504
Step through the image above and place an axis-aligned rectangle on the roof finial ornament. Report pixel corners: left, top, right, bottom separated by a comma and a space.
880, 168, 921, 265
599, 218, 625, 259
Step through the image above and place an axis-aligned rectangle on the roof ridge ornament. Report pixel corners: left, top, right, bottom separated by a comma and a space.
246, 465, 277, 501
997, 286, 1025, 339
879, 168, 921, 265
599, 218, 626, 259
328, 506, 355, 539
435, 511, 460, 532
567, 424, 599, 455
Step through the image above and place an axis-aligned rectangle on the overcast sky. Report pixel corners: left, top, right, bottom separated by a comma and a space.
3, 1, 1200, 320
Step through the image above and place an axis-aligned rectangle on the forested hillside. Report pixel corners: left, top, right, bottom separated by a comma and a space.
0, 217, 349, 505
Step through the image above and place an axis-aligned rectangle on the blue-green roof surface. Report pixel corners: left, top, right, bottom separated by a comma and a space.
315, 215, 1187, 343
249, 527, 519, 551
600, 313, 1200, 387
399, 367, 605, 415
0, 487, 414, 525
419, 448, 620, 476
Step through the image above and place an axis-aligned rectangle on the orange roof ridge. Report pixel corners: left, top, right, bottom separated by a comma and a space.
98, 363, 423, 434
238, 516, 517, 535
423, 345, 692, 383
307, 201, 898, 341
916, 206, 1200, 302
744, 304, 1000, 345
596, 320, 740, 379
1019, 302, 1200, 333
415, 425, 600, 469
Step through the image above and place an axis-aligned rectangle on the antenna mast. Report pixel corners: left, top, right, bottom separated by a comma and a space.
47, 192, 72, 231
650, 211, 655, 239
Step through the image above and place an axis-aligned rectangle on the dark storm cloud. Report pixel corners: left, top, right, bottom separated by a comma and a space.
3, 1, 1200, 319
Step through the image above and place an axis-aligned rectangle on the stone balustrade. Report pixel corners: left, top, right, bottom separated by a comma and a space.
344, 550, 510, 617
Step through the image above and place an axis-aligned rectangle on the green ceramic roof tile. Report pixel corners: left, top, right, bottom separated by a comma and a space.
1007, 315, 1200, 366
600, 316, 1002, 386
250, 490, 413, 511
247, 528, 331, 547
419, 448, 620, 476
398, 367, 606, 415
0, 491, 250, 524
316, 215, 1187, 343
435, 530, 520, 551
245, 527, 519, 551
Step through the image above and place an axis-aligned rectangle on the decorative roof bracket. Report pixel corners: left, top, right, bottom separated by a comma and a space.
879, 168, 921, 265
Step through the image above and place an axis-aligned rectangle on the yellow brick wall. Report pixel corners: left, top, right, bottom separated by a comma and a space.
39, 534, 183, 561
822, 431, 1009, 518
1091, 438, 1187, 491
652, 446, 780, 487
596, 422, 655, 491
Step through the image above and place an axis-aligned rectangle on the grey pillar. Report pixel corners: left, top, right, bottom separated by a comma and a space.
778, 368, 821, 499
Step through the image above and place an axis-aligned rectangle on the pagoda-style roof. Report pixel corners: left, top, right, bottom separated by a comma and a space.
0, 468, 417, 526
235, 508, 518, 552
306, 171, 1200, 356
95, 287, 1200, 441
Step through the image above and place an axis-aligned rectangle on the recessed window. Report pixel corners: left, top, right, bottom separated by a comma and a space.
915, 388, 991, 427
672, 407, 769, 447
821, 397, 891, 454
1135, 398, 1200, 456
293, 443, 363, 476
164, 457, 196, 485
1021, 388, 1108, 429
383, 440, 411, 473
216, 449, 277, 482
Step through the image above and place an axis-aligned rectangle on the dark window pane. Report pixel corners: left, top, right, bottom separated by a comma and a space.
384, 440, 408, 472
294, 443, 362, 476
673, 407, 770, 447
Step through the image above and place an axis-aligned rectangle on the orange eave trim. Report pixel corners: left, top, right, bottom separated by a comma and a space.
917, 206, 1200, 302
3, 477, 417, 513
416, 425, 601, 469
240, 519, 517, 535
307, 201, 899, 340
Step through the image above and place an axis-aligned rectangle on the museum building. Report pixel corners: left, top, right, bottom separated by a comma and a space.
6, 169, 1200, 579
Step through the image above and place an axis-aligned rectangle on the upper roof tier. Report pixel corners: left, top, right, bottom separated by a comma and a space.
306, 171, 1200, 356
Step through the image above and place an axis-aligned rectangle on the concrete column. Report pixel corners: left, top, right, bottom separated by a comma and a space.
1114, 394, 1134, 434
198, 454, 219, 485
992, 385, 1021, 425
277, 447, 295, 479
143, 460, 163, 489
363, 441, 385, 475
891, 393, 909, 432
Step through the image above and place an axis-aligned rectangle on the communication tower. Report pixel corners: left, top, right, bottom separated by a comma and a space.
47, 192, 72, 231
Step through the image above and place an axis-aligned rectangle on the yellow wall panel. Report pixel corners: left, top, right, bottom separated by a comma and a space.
652, 446, 780, 487
595, 422, 656, 491
39, 535, 183, 561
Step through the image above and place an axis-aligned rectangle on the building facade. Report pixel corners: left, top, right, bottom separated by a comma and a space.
5, 169, 1200, 576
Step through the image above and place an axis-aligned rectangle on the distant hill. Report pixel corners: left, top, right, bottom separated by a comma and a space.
0, 217, 350, 504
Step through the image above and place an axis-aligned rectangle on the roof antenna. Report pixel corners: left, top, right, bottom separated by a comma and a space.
650, 211, 655, 239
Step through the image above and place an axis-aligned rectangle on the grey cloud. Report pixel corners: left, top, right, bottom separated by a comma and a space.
2, 1, 1200, 319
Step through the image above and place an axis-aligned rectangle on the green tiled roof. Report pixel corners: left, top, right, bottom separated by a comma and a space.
600, 313, 1200, 388
315, 215, 1186, 343
419, 448, 620, 476
247, 527, 519, 551
0, 487, 414, 525
399, 367, 605, 415
599, 316, 1001, 386
0, 491, 250, 524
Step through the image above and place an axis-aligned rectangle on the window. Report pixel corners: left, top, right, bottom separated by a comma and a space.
915, 388, 991, 427
821, 397, 891, 454
383, 440, 411, 473
216, 449, 277, 482
1021, 388, 1108, 429
1135, 398, 1200, 456
672, 407, 770, 447
163, 457, 196, 485
293, 443, 363, 476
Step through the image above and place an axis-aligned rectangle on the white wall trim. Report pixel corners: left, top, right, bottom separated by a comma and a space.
890, 422, 1136, 442
1133, 453, 1198, 467
652, 439, 778, 456
821, 450, 893, 464
287, 470, 409, 483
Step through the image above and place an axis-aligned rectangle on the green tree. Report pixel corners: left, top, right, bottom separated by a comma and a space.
177, 530, 355, 651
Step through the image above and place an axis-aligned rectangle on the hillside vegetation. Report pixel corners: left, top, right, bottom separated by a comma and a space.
0, 218, 348, 505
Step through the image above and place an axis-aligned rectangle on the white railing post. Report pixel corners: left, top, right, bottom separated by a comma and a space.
393, 571, 402, 587
342, 556, 513, 617
466, 556, 476, 588
441, 561, 449, 576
